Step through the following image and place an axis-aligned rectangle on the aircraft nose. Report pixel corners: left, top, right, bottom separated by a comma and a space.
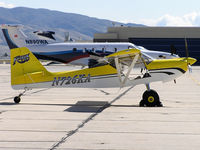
187, 57, 197, 65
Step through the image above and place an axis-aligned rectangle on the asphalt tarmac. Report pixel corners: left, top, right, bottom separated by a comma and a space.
0, 64, 200, 150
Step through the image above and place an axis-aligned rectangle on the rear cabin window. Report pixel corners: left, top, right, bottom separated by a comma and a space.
83, 48, 87, 53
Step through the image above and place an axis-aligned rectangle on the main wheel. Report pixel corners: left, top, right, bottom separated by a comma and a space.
142, 90, 162, 107
14, 96, 21, 104
139, 100, 145, 107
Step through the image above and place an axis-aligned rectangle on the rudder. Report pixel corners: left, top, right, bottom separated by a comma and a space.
11, 47, 50, 88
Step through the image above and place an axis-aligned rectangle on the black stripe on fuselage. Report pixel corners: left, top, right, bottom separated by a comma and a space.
149, 68, 185, 74
150, 71, 174, 75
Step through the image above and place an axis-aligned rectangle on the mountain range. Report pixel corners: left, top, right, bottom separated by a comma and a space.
0, 7, 143, 39
0, 7, 144, 56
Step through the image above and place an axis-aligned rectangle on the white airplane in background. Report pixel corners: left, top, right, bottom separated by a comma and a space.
1, 24, 179, 67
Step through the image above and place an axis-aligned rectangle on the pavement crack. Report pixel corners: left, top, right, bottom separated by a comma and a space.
49, 86, 134, 150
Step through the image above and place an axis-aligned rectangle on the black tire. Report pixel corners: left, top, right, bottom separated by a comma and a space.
14, 96, 21, 104
139, 100, 145, 107
156, 101, 163, 107
142, 90, 161, 107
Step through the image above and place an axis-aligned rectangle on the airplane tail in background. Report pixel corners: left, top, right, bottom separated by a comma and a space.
1, 24, 26, 49
1, 24, 50, 49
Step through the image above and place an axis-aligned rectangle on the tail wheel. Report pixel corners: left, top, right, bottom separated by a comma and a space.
142, 90, 162, 107
14, 96, 21, 104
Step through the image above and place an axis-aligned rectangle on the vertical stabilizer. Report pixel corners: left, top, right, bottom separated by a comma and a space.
1, 24, 50, 49
10, 47, 51, 88
1, 24, 27, 49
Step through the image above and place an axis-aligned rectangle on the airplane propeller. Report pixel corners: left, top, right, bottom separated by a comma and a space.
184, 38, 195, 73
184, 38, 189, 60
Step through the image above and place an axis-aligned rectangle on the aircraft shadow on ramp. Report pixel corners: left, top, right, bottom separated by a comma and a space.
65, 101, 109, 113
0, 100, 139, 111
65, 101, 138, 113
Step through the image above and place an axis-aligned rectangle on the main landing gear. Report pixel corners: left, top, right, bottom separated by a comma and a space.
139, 84, 163, 107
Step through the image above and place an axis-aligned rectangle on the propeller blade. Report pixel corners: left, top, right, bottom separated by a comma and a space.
183, 38, 197, 73
184, 38, 189, 58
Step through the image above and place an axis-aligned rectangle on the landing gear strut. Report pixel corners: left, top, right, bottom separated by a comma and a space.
139, 84, 163, 107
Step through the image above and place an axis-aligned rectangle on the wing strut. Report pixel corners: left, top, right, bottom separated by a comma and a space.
115, 57, 122, 83
115, 54, 139, 88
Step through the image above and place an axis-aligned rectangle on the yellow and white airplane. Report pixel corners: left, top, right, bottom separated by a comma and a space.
10, 46, 196, 107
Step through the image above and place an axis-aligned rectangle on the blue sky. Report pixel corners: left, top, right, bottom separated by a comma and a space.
1, 0, 200, 26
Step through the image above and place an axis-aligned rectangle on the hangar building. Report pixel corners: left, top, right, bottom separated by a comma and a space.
94, 26, 200, 65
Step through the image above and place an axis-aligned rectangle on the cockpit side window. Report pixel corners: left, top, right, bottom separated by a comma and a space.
83, 48, 87, 53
